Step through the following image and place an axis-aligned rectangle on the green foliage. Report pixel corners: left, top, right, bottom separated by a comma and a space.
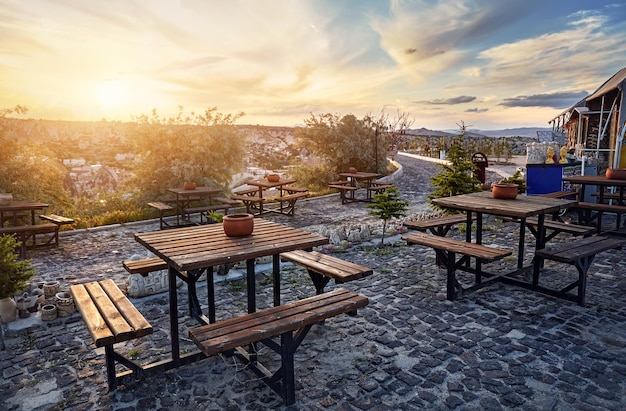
499, 169, 526, 193
428, 123, 481, 207
0, 106, 72, 211
206, 211, 224, 223
69, 192, 151, 229
287, 162, 336, 193
367, 186, 409, 246
294, 113, 387, 180
0, 235, 36, 299
125, 107, 246, 203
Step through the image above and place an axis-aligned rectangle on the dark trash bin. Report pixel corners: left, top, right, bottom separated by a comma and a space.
471, 152, 489, 183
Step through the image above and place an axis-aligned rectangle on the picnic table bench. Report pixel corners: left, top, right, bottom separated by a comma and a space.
281, 250, 373, 294
0, 223, 60, 257
70, 279, 153, 390
570, 202, 626, 233
405, 214, 470, 237
532, 235, 626, 305
403, 231, 512, 301
327, 184, 359, 204
147, 202, 175, 229
189, 288, 369, 405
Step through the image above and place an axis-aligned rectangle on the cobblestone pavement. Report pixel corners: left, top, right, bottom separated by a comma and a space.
2, 154, 626, 410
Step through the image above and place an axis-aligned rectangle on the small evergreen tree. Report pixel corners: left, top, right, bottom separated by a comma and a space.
428, 123, 481, 207
367, 186, 409, 246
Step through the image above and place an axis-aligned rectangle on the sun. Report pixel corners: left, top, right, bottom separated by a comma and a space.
95, 79, 127, 108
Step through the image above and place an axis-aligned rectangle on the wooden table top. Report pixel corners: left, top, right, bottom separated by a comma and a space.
167, 186, 222, 196
247, 178, 296, 189
0, 200, 49, 212
135, 219, 328, 272
339, 172, 382, 180
432, 191, 576, 219
562, 174, 626, 187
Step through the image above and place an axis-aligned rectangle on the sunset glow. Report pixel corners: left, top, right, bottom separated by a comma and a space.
1, 0, 625, 129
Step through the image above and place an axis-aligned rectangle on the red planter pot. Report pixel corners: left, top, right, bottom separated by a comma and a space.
267, 174, 280, 182
606, 168, 626, 180
492, 183, 518, 200
222, 214, 254, 237
184, 182, 197, 190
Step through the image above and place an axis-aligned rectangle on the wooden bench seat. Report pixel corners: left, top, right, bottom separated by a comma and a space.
541, 190, 579, 199
571, 202, 626, 233
189, 288, 369, 405
230, 194, 265, 215
70, 279, 153, 390
213, 197, 242, 207
183, 204, 232, 223
147, 201, 175, 230
281, 250, 373, 294
39, 214, 74, 225
123, 257, 168, 276
403, 232, 512, 301
366, 183, 394, 194
533, 235, 626, 306
404, 214, 470, 236
276, 192, 308, 216
283, 186, 308, 193
0, 223, 60, 257
524, 217, 594, 242
328, 184, 358, 204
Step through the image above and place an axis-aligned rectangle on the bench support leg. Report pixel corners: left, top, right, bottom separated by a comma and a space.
532, 254, 594, 306
308, 270, 331, 295
235, 325, 313, 406
105, 345, 117, 391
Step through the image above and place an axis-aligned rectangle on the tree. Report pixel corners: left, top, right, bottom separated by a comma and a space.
428, 122, 481, 206
367, 186, 409, 246
126, 107, 246, 202
294, 113, 387, 187
0, 106, 72, 212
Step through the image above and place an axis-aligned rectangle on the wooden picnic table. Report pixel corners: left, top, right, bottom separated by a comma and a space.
336, 171, 384, 202
562, 174, 626, 205
232, 178, 307, 216
428, 191, 578, 299
134, 219, 328, 365
0, 199, 49, 227
167, 186, 222, 225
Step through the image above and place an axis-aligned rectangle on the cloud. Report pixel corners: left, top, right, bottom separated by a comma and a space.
465, 108, 489, 113
499, 91, 588, 108
422, 96, 476, 105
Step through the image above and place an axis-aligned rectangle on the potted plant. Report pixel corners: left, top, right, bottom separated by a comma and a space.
0, 235, 36, 322
493, 170, 526, 199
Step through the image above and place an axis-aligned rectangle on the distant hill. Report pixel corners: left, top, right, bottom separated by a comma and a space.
438, 127, 551, 138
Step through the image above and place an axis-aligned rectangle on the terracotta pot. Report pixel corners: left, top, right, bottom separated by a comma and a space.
348, 167, 358, 173
605, 168, 626, 180
184, 181, 197, 190
222, 214, 254, 237
267, 174, 280, 182
492, 183, 518, 200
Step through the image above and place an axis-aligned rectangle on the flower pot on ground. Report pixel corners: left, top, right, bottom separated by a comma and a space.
492, 183, 519, 200
0, 235, 36, 323
222, 214, 254, 237
0, 297, 17, 323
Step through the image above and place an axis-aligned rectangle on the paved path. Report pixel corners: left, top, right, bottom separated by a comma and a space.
1, 154, 626, 410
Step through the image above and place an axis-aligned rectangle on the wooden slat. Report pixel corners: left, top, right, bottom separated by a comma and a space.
536, 235, 626, 263
147, 202, 174, 211
70, 284, 115, 347
39, 214, 75, 224
189, 288, 368, 357
403, 232, 511, 261
0, 223, 58, 234
123, 257, 168, 275
525, 217, 593, 236
404, 214, 468, 231
328, 184, 358, 191
281, 250, 372, 282
84, 282, 134, 343
100, 279, 152, 339
574, 202, 626, 213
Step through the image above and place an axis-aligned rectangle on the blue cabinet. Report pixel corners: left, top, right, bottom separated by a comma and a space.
526, 162, 582, 195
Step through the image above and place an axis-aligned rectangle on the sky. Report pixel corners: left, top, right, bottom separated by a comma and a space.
2, 0, 626, 130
